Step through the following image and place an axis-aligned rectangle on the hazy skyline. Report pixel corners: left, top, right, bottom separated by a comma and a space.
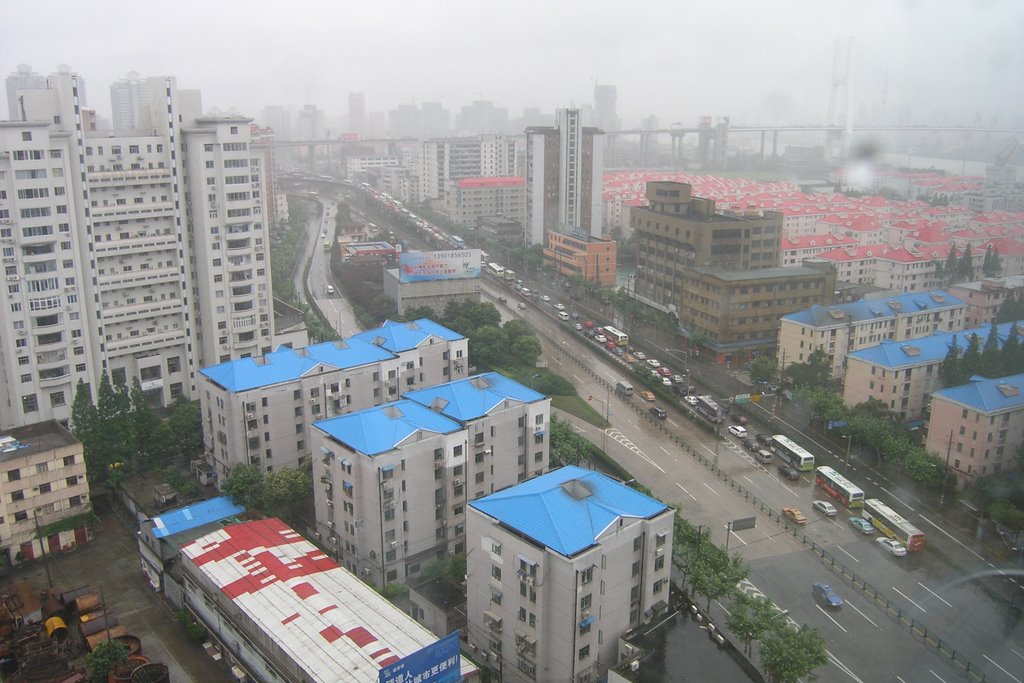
3, 0, 1023, 130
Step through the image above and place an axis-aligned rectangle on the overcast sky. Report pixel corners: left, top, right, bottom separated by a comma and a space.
3, 0, 1023, 129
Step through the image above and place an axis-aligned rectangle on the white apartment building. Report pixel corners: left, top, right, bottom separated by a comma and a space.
311, 372, 550, 589
198, 319, 469, 484
443, 177, 526, 227
0, 68, 274, 430
417, 135, 520, 204
109, 72, 150, 131
0, 421, 91, 566
777, 290, 965, 380
466, 466, 673, 683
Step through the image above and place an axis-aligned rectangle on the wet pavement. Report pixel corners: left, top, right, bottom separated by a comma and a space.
4, 499, 228, 681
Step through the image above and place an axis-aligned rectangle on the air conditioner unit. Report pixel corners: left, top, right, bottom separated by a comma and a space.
329, 521, 336, 529
326, 500, 333, 507
655, 547, 664, 555
483, 449, 492, 455
453, 479, 462, 486
314, 532, 321, 539
581, 610, 590, 619
244, 411, 255, 419
328, 535, 336, 543
526, 576, 535, 586
390, 541, 397, 549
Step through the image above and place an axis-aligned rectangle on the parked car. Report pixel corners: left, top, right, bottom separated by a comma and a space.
728, 425, 747, 438
730, 414, 748, 426
574, 323, 583, 331
640, 390, 656, 402
684, 395, 699, 406
633, 351, 647, 361
848, 517, 875, 534
777, 465, 800, 481
497, 296, 508, 304
648, 407, 667, 420
604, 340, 617, 351
594, 334, 607, 344
812, 582, 843, 608
876, 538, 908, 557
783, 507, 808, 524
517, 302, 527, 310
755, 449, 773, 464
540, 295, 551, 302
812, 500, 838, 517
554, 302, 565, 311
657, 367, 672, 377
672, 374, 686, 384
755, 433, 772, 446
661, 377, 673, 387
583, 320, 595, 329
646, 359, 662, 368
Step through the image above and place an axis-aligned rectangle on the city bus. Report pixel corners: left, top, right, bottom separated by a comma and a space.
862, 498, 926, 551
323, 238, 331, 251
485, 262, 506, 278
694, 395, 723, 423
814, 466, 865, 508
770, 435, 816, 471
601, 325, 629, 347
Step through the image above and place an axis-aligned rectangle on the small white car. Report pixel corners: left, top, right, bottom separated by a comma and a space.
554, 303, 565, 311
594, 335, 607, 344
876, 538, 908, 557
646, 359, 661, 368
684, 395, 699, 406
812, 500, 838, 517
540, 295, 551, 303
633, 352, 647, 361
728, 425, 747, 438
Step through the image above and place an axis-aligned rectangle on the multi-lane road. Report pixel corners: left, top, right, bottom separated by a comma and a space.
313, 183, 1023, 683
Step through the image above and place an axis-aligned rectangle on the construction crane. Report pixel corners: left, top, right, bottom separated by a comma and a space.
993, 140, 1021, 166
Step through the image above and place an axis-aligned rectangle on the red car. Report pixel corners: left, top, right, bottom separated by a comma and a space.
583, 320, 595, 329
657, 367, 672, 377
605, 340, 617, 351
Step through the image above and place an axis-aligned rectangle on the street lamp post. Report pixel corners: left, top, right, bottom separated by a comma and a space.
843, 434, 853, 473
939, 430, 954, 506
531, 373, 541, 391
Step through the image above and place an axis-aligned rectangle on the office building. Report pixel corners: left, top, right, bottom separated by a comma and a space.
593, 84, 619, 132
0, 69, 274, 429
297, 104, 325, 140
311, 372, 549, 587
466, 466, 673, 683
259, 105, 291, 141
348, 92, 365, 135
198, 319, 468, 484
925, 373, 1024, 488
544, 232, 617, 287
0, 421, 91, 566
109, 71, 149, 130
778, 291, 966, 379
418, 135, 519, 204
677, 265, 836, 365
5, 65, 48, 120
180, 517, 480, 683
457, 101, 510, 135
525, 108, 604, 246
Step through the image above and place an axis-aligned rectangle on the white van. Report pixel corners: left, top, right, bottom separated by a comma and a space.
557, 311, 570, 321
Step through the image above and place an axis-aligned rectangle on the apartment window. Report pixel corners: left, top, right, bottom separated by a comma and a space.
36, 463, 49, 474
63, 455, 75, 467
580, 593, 592, 611
14, 512, 28, 523
66, 476, 79, 487
578, 645, 590, 661
22, 395, 38, 413
492, 566, 501, 581
39, 482, 51, 493
11, 490, 24, 502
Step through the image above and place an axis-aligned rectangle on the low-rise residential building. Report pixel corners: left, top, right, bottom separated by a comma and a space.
781, 234, 858, 267
0, 421, 91, 565
543, 232, 618, 287
198, 319, 468, 485
678, 264, 836, 366
179, 517, 480, 683
311, 373, 549, 587
466, 466, 674, 683
949, 276, 1024, 327
778, 290, 965, 379
842, 321, 1020, 421
925, 374, 1024, 489
444, 177, 526, 227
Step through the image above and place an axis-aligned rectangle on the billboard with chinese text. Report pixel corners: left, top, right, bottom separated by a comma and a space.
398, 250, 481, 283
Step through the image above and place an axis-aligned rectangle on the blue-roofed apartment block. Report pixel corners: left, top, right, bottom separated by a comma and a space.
137, 495, 246, 604
778, 290, 966, 380
309, 372, 550, 589
466, 466, 674, 682
843, 320, 1024, 423
196, 319, 468, 488
924, 373, 1024, 488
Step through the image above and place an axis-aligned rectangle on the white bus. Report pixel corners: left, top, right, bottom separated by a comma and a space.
770, 435, 816, 471
485, 262, 505, 278
863, 499, 926, 551
601, 325, 629, 347
694, 395, 722, 423
815, 466, 865, 508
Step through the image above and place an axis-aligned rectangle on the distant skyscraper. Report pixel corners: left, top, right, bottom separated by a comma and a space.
388, 102, 450, 138
259, 105, 291, 140
525, 108, 604, 245
348, 92, 365, 135
5, 64, 47, 120
593, 84, 618, 131
455, 100, 509, 134
297, 104, 324, 139
109, 71, 150, 130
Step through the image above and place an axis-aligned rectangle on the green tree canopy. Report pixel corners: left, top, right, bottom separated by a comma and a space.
223, 463, 266, 511
264, 465, 311, 523
759, 623, 829, 683
785, 349, 830, 388
510, 335, 542, 365
750, 356, 778, 384
167, 397, 204, 463
940, 336, 963, 387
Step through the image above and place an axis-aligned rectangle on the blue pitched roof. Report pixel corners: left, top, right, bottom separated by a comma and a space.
403, 372, 544, 422
782, 290, 964, 327
933, 373, 1024, 414
313, 399, 463, 456
349, 318, 463, 353
848, 320, 1024, 369
469, 466, 669, 558
151, 496, 245, 539
199, 320, 466, 392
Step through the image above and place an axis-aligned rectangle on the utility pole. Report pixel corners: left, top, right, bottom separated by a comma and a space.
32, 510, 53, 589
939, 430, 954, 506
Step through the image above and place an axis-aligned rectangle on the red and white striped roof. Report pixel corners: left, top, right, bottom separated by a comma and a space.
181, 518, 476, 682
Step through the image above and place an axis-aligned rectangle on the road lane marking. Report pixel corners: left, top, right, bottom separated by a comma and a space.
667, 419, 678, 427
879, 486, 915, 512
703, 482, 719, 496
836, 546, 860, 563
983, 655, 1022, 683
825, 649, 863, 682
918, 514, 985, 561
890, 586, 926, 612
1010, 647, 1023, 660
660, 446, 671, 456
917, 582, 953, 608
573, 374, 583, 382
844, 600, 879, 628
743, 475, 755, 485
929, 671, 946, 682
815, 605, 848, 632
728, 528, 748, 546
675, 482, 697, 502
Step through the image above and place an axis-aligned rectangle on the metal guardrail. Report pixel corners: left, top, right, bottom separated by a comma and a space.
505, 296, 993, 682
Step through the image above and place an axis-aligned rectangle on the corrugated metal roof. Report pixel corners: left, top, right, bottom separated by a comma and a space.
848, 320, 1023, 368
199, 319, 464, 393
349, 319, 464, 353
152, 496, 245, 539
932, 373, 1024, 414
403, 372, 544, 422
180, 518, 476, 682
782, 290, 964, 328
469, 466, 669, 558
313, 400, 462, 456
